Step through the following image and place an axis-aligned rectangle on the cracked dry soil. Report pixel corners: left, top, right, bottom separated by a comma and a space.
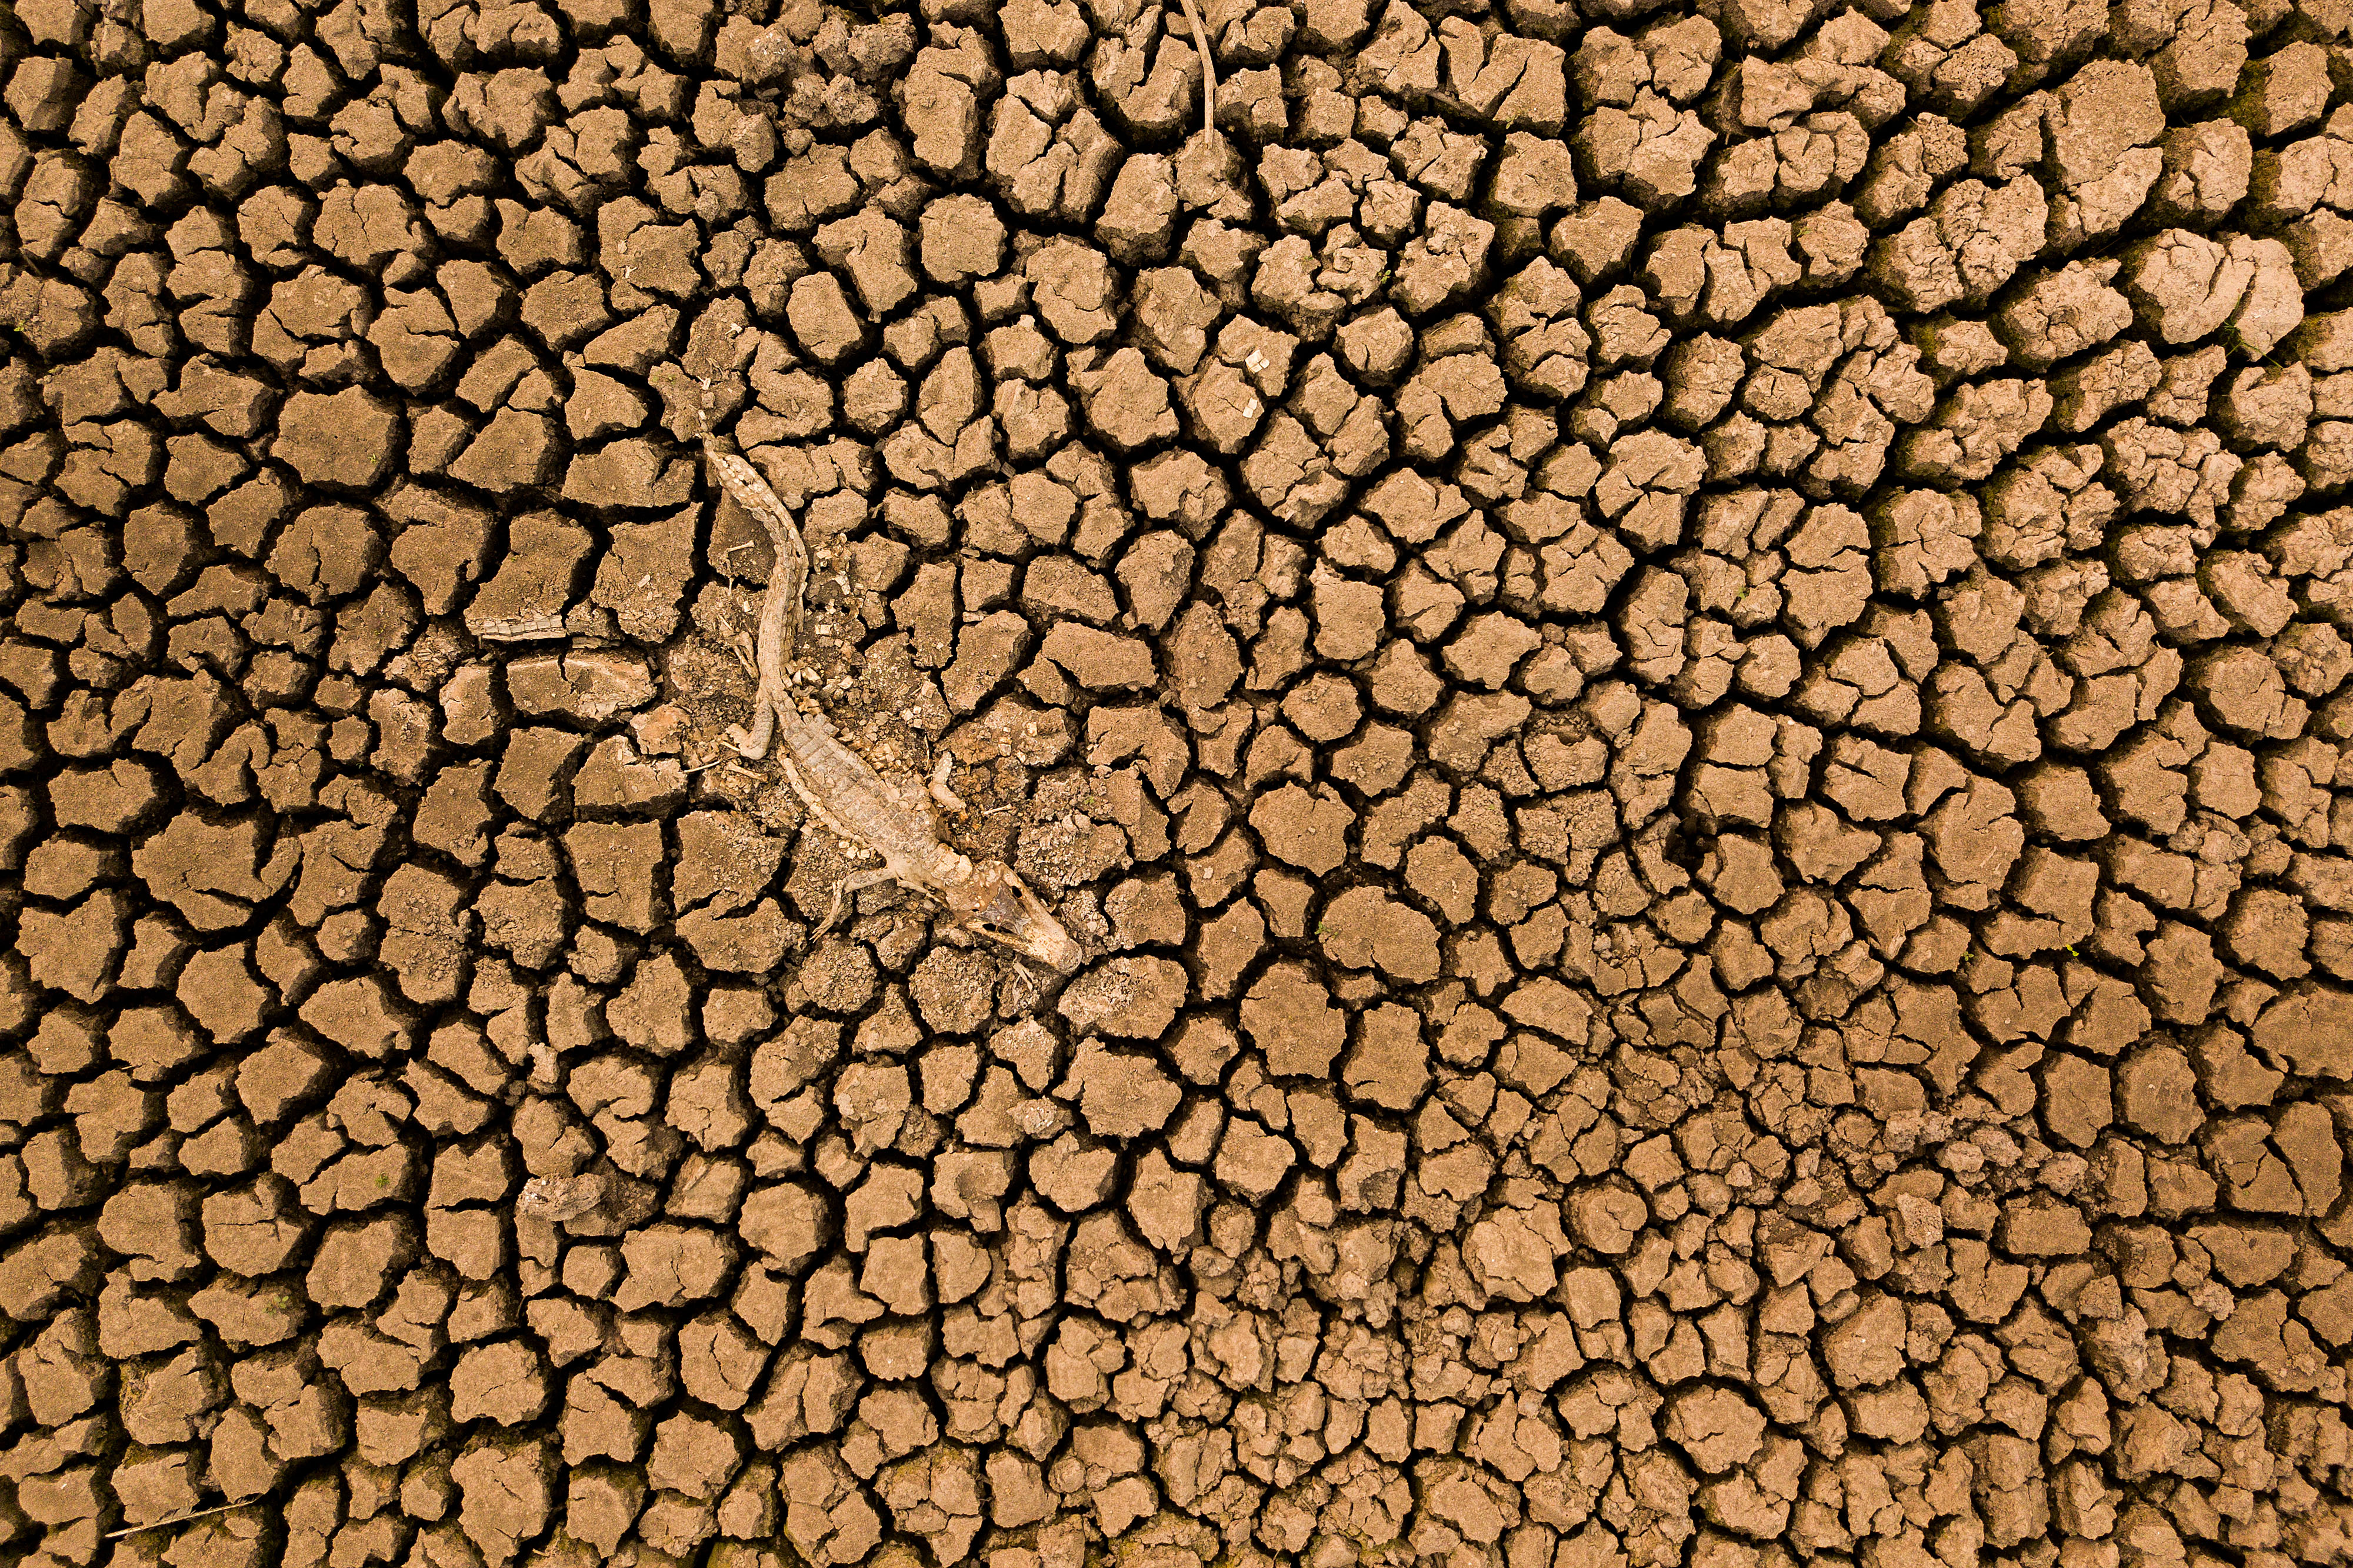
15, 0, 2353, 1565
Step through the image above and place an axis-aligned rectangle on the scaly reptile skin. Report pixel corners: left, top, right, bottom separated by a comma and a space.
704, 440, 1083, 972
704, 439, 806, 763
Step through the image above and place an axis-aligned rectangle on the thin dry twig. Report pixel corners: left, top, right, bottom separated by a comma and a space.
1176, 0, 1215, 134
718, 536, 755, 585
108, 1504, 247, 1539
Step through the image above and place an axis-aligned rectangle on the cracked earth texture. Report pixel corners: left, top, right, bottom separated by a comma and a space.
12, 0, 2353, 1564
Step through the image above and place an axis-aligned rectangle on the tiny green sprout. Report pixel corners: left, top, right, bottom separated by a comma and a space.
376, 1174, 391, 1189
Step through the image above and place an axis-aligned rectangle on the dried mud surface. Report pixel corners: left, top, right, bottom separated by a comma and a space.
9, 0, 2353, 1565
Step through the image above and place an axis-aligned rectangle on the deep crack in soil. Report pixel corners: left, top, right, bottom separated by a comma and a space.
4, 0, 2353, 1566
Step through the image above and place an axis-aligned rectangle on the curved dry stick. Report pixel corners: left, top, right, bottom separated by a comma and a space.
108, 1503, 246, 1540
703, 439, 809, 760
1177, 0, 1214, 135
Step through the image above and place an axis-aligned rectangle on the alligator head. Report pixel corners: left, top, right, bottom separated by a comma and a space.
943, 859, 1084, 974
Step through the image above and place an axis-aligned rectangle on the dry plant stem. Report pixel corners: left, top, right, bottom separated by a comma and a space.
1178, 0, 1214, 133
108, 1504, 246, 1539
704, 439, 809, 760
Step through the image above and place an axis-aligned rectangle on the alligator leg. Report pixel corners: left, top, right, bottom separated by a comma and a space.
818, 867, 901, 937
928, 755, 966, 816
